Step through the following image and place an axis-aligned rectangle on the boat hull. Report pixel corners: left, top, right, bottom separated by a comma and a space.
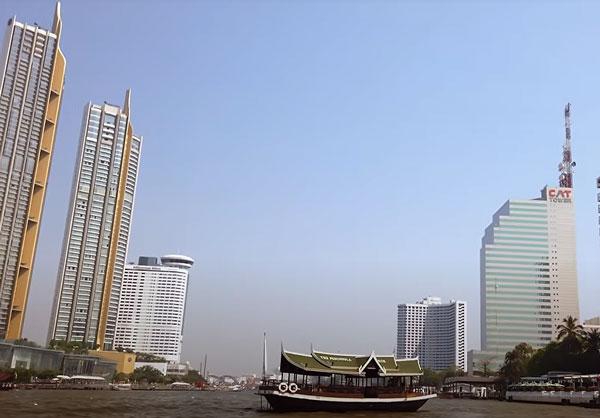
260, 391, 435, 412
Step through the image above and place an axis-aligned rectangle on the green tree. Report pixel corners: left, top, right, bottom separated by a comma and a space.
500, 343, 534, 383
13, 367, 34, 383
557, 316, 584, 354
582, 329, 600, 354
179, 369, 206, 385
47, 339, 93, 354
134, 352, 166, 363
475, 358, 495, 377
420, 368, 442, 388
440, 365, 464, 382
10, 338, 40, 347
112, 372, 129, 383
36, 370, 58, 380
580, 329, 600, 374
130, 366, 165, 384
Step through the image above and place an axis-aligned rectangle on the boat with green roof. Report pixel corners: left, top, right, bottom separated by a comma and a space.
257, 346, 435, 412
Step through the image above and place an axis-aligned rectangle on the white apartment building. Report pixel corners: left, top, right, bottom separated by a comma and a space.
471, 186, 578, 373
48, 91, 142, 350
0, 4, 65, 339
397, 297, 467, 372
114, 255, 194, 363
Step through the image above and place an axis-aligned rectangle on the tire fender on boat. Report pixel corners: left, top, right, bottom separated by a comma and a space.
289, 383, 298, 393
278, 382, 288, 393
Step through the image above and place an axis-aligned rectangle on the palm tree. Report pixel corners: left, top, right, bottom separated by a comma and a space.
557, 316, 584, 354
500, 343, 534, 383
557, 316, 584, 340
582, 329, 600, 354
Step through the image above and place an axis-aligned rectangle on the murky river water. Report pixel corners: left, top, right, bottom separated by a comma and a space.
1, 390, 598, 418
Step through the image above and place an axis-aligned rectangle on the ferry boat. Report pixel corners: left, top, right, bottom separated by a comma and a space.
257, 345, 435, 412
505, 374, 600, 406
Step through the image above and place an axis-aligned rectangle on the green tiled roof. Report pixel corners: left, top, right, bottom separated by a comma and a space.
280, 347, 422, 377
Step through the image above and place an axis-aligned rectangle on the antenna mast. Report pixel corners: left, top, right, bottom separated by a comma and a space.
559, 103, 575, 188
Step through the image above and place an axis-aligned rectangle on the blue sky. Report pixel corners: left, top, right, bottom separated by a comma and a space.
5, 0, 600, 374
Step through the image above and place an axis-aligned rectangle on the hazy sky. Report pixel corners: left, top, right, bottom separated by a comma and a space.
5, 0, 600, 375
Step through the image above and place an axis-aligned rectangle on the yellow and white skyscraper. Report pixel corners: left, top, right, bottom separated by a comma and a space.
0, 3, 66, 340
49, 91, 142, 351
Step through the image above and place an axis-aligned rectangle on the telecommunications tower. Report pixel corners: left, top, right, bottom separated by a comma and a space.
559, 103, 575, 188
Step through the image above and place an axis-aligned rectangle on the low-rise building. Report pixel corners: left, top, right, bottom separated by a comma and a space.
0, 341, 116, 380
583, 317, 600, 331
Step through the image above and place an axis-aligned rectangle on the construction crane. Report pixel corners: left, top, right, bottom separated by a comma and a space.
559, 103, 575, 188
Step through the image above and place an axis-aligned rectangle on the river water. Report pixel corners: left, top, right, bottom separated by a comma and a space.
1, 390, 598, 418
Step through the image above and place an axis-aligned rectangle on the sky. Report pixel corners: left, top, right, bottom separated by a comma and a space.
4, 0, 600, 375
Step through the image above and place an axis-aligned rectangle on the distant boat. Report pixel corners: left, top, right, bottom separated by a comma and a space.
112, 383, 132, 391
506, 375, 600, 406
0, 372, 15, 391
170, 382, 192, 390
257, 345, 435, 412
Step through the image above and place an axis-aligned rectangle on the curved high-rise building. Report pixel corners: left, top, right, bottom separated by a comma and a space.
397, 297, 467, 372
0, 3, 66, 340
114, 255, 194, 363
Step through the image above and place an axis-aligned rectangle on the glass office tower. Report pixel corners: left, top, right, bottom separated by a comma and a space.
473, 186, 578, 371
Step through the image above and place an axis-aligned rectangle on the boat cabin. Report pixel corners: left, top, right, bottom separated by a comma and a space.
265, 346, 423, 395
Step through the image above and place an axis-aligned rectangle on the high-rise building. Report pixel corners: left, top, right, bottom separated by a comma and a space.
396, 296, 467, 372
114, 255, 194, 363
48, 91, 142, 350
471, 186, 578, 372
0, 3, 66, 340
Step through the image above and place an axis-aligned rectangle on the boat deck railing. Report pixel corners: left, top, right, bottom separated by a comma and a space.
259, 381, 425, 396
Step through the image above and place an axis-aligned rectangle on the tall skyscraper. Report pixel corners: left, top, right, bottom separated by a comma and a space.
396, 296, 467, 372
473, 186, 578, 372
48, 91, 142, 350
0, 4, 66, 339
114, 255, 194, 363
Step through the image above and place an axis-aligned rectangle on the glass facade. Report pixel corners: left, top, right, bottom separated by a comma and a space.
0, 342, 115, 379
479, 186, 578, 368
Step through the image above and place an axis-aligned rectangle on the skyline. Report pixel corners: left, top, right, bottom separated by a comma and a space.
4, 1, 600, 375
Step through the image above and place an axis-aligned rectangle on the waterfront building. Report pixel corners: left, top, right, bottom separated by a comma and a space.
0, 3, 65, 340
48, 91, 142, 351
0, 340, 117, 379
471, 186, 578, 373
396, 296, 467, 372
114, 255, 194, 363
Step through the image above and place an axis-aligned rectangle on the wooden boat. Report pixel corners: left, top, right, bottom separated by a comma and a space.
257, 346, 435, 412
